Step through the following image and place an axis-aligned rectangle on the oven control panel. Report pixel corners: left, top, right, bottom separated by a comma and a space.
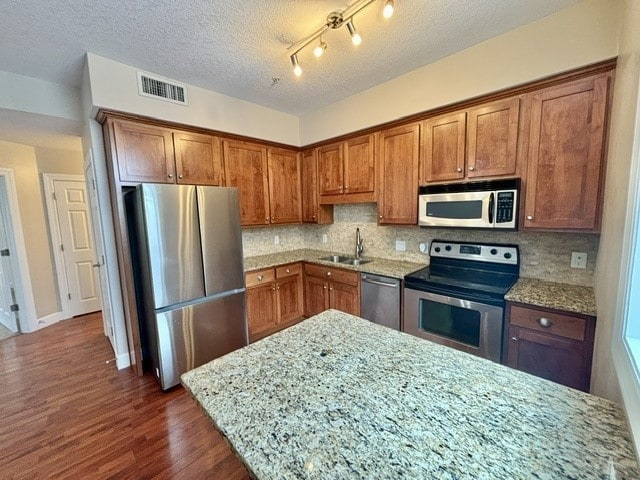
430, 241, 519, 265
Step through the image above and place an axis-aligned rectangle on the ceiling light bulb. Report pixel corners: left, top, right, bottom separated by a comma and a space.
291, 54, 302, 77
346, 20, 361, 46
313, 40, 327, 58
383, 0, 394, 19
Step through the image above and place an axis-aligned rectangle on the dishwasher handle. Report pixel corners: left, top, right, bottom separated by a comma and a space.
362, 276, 399, 288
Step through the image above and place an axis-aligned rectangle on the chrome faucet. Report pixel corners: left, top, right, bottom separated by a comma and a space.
355, 228, 364, 259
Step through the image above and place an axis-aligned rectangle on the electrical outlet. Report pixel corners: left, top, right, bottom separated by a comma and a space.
419, 242, 429, 254
322, 234, 328, 243
571, 252, 587, 269
395, 239, 406, 251
274, 235, 280, 245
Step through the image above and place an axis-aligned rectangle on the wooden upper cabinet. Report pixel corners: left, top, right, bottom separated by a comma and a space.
301, 149, 333, 224
524, 75, 609, 231
467, 98, 520, 178
267, 148, 302, 224
377, 123, 420, 225
344, 135, 375, 195
112, 120, 175, 184
223, 140, 270, 226
173, 131, 224, 185
318, 143, 344, 195
421, 112, 466, 183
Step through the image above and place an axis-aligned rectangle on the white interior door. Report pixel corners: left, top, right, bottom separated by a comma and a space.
53, 179, 101, 316
0, 184, 19, 332
84, 160, 114, 347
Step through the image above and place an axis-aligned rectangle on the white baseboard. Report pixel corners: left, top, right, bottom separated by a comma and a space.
115, 352, 131, 370
35, 311, 65, 330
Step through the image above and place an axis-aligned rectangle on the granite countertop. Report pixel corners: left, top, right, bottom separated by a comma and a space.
243, 248, 426, 279
505, 277, 597, 316
182, 310, 638, 480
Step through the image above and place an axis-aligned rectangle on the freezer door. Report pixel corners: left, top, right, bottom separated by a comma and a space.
196, 186, 245, 295
154, 291, 247, 390
142, 184, 205, 308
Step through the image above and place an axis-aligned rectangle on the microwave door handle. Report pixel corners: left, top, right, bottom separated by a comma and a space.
488, 192, 495, 225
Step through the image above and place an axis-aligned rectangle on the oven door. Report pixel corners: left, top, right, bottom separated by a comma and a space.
418, 190, 493, 228
403, 287, 504, 362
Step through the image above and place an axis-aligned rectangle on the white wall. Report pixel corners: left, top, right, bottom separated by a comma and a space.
299, 0, 620, 144
86, 53, 300, 146
594, 0, 640, 402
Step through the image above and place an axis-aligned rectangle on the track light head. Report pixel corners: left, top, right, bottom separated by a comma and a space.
313, 39, 327, 58
383, 0, 394, 19
291, 54, 302, 77
346, 20, 361, 46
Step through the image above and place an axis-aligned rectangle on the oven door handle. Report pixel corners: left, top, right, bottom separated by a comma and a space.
488, 192, 495, 225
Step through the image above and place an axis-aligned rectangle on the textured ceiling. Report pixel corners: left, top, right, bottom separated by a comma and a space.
0, 0, 581, 115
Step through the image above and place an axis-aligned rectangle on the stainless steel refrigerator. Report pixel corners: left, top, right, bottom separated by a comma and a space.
127, 184, 247, 390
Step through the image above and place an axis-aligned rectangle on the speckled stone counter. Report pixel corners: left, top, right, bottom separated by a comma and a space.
182, 310, 638, 480
243, 248, 425, 279
505, 277, 597, 316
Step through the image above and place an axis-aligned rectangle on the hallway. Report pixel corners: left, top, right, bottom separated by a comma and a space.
0, 313, 249, 479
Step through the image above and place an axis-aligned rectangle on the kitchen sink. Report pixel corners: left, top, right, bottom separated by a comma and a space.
319, 255, 372, 266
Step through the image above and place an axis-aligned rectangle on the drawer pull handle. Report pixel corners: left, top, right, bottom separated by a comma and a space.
538, 317, 552, 328
511, 337, 518, 342
257, 275, 264, 281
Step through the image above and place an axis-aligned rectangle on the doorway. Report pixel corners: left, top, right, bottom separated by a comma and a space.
42, 173, 101, 319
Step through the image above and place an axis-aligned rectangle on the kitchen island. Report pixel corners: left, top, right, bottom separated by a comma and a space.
182, 310, 639, 479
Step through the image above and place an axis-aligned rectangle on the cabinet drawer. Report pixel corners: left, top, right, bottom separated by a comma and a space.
276, 262, 302, 279
509, 305, 586, 341
304, 263, 359, 287
245, 268, 275, 288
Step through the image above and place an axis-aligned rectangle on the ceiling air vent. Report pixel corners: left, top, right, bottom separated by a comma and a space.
137, 71, 188, 106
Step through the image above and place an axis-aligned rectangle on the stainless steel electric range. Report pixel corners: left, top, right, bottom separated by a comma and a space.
403, 240, 520, 363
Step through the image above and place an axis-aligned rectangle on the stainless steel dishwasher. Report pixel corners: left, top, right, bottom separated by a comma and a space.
360, 273, 400, 330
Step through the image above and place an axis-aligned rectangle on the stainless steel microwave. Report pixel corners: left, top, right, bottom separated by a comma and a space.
418, 178, 520, 230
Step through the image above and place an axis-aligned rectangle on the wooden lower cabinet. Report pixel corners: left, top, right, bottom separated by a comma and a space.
246, 263, 304, 342
504, 302, 596, 392
303, 263, 360, 316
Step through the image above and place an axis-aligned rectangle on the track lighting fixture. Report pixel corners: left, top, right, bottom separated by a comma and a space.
346, 20, 362, 46
383, 0, 394, 19
287, 0, 397, 77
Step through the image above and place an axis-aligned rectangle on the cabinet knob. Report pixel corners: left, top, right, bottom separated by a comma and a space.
277, 286, 280, 291
168, 174, 173, 178
178, 174, 183, 179
339, 186, 343, 191
526, 215, 533, 220
326, 271, 331, 276
265, 218, 269, 222
312, 214, 316, 219
271, 217, 275, 221
272, 287, 276, 291
457, 167, 462, 173
379, 215, 383, 219
511, 337, 518, 342
286, 268, 290, 274
329, 287, 333, 291
538, 317, 553, 328
468, 166, 475, 171
323, 285, 327, 290
257, 275, 263, 281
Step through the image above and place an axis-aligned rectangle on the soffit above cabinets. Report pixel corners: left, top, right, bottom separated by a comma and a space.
0, 0, 580, 115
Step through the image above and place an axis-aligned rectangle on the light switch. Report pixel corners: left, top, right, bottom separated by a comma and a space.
274, 235, 280, 245
395, 240, 406, 252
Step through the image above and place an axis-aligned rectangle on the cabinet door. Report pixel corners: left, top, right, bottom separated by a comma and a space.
317, 142, 344, 196
301, 149, 333, 224
246, 283, 277, 342
113, 120, 175, 184
277, 272, 304, 325
223, 141, 270, 226
506, 325, 588, 391
173, 131, 224, 185
524, 75, 608, 230
467, 98, 520, 178
268, 148, 302, 224
378, 124, 420, 224
330, 282, 360, 316
344, 135, 375, 195
304, 275, 329, 317
421, 112, 466, 183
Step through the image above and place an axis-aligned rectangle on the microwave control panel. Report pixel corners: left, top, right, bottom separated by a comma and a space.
496, 191, 515, 223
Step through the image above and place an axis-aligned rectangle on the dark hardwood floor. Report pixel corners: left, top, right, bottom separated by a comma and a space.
0, 312, 250, 480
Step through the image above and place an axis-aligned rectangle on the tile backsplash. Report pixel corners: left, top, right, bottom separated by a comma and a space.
243, 203, 599, 287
